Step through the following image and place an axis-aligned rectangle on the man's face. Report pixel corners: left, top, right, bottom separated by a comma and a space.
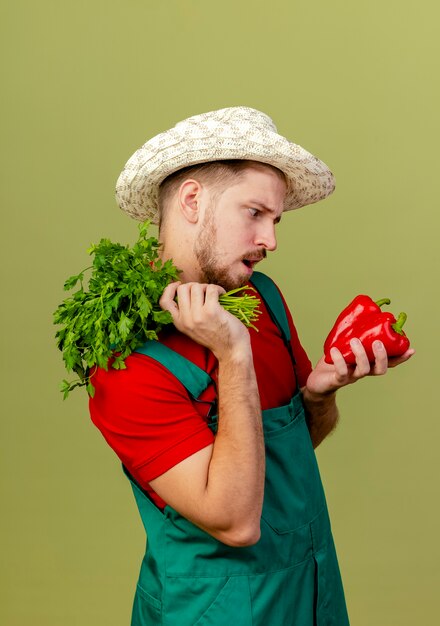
194, 166, 287, 291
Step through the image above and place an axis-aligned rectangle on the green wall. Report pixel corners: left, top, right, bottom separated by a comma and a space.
1, 1, 438, 624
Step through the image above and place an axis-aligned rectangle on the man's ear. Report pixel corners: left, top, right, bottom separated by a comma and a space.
177, 179, 203, 224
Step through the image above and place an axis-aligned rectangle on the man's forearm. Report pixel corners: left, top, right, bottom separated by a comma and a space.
148, 343, 265, 547
204, 346, 265, 543
301, 388, 339, 448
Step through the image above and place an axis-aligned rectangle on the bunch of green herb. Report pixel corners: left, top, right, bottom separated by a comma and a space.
54, 221, 261, 399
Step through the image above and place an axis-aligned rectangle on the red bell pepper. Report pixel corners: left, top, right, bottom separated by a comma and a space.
324, 296, 410, 364
324, 295, 390, 360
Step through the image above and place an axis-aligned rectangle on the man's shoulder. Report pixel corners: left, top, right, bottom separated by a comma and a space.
92, 329, 217, 393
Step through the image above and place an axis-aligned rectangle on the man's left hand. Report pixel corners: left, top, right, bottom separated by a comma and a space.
306, 338, 415, 397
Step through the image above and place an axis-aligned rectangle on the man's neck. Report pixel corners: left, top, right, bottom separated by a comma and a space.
159, 233, 201, 285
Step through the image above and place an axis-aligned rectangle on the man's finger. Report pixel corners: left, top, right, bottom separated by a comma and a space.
387, 348, 416, 368
204, 283, 225, 309
159, 281, 181, 313
190, 283, 209, 310
174, 282, 195, 312
330, 347, 348, 380
350, 338, 371, 378
371, 340, 388, 376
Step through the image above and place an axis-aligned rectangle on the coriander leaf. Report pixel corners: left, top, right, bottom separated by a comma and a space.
117, 311, 132, 340
63, 273, 84, 291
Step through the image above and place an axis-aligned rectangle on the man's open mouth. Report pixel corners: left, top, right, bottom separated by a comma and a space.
242, 256, 265, 269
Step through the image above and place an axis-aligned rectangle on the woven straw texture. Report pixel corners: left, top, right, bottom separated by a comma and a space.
115, 107, 335, 224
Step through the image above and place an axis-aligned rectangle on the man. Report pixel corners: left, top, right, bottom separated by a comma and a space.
89, 107, 414, 625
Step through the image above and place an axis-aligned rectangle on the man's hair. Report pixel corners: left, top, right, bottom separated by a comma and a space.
157, 160, 286, 231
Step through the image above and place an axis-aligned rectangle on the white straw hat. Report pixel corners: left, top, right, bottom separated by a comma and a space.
116, 106, 335, 224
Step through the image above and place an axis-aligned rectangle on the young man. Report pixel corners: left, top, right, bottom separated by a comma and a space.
90, 107, 414, 625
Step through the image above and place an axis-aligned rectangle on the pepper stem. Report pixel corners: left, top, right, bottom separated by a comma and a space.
391, 312, 407, 335
375, 298, 391, 308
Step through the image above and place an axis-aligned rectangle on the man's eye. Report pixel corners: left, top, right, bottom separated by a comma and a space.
248, 208, 260, 217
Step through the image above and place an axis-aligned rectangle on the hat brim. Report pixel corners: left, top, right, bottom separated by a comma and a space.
116, 125, 335, 224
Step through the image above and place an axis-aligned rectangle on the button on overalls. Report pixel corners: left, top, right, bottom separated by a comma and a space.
124, 272, 350, 625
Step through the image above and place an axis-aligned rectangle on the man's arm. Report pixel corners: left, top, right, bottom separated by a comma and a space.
302, 338, 415, 448
150, 281, 265, 547
302, 389, 339, 448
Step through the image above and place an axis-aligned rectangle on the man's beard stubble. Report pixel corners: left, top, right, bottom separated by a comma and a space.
193, 209, 248, 292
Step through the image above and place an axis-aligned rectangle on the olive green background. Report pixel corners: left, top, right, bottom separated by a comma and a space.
1, 1, 438, 624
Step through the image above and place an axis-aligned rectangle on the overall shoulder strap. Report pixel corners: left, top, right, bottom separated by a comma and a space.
250, 271, 291, 343
250, 271, 296, 367
135, 341, 213, 399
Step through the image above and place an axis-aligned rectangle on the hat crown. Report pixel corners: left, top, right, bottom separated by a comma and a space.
174, 106, 278, 136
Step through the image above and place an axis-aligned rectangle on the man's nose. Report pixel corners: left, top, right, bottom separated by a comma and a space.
255, 225, 277, 252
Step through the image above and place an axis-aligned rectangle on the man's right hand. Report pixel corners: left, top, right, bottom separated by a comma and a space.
160, 281, 251, 361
